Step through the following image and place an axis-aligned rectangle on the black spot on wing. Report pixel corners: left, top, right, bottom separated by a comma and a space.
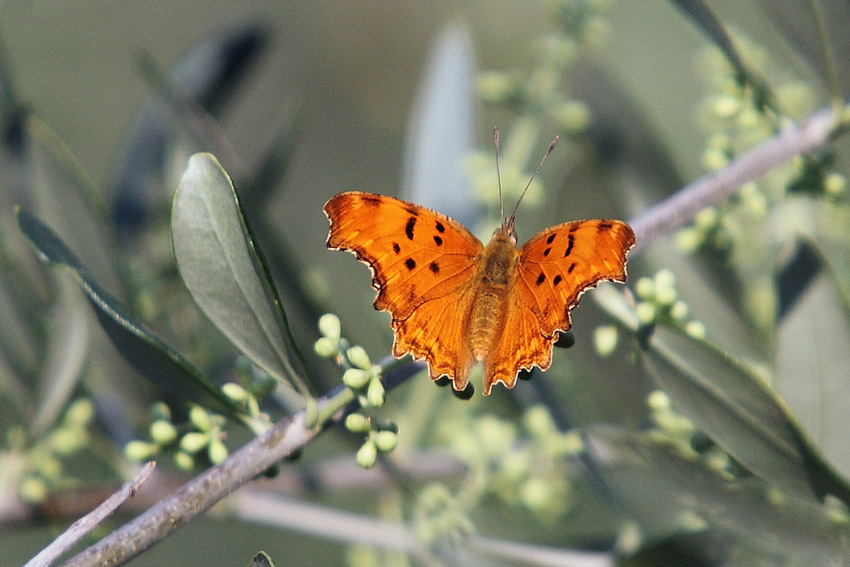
543, 247, 551, 256
429, 262, 440, 274
546, 233, 556, 244
568, 263, 576, 273
392, 242, 400, 254
405, 258, 416, 270
597, 221, 614, 231
435, 221, 445, 233
536, 273, 546, 285
553, 274, 562, 285
433, 235, 443, 246
564, 234, 574, 257
405, 216, 416, 240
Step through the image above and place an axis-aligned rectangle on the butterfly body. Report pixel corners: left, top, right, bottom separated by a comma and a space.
324, 191, 635, 396
467, 227, 517, 362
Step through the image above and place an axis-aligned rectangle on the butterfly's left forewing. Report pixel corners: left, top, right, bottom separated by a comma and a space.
325, 191, 484, 390
325, 191, 483, 319
516, 219, 636, 337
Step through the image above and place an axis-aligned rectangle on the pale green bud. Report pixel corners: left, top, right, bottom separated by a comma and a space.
189, 406, 212, 432
476, 71, 520, 104
826, 505, 850, 526
694, 207, 718, 231
356, 440, 378, 469
343, 368, 371, 390
685, 320, 706, 339
208, 439, 228, 464
646, 390, 670, 411
594, 325, 618, 357
524, 405, 556, 438
180, 432, 210, 454
150, 420, 178, 445
345, 413, 371, 433
314, 337, 338, 358
372, 430, 398, 453
738, 107, 761, 128
39, 456, 62, 480
654, 284, 677, 307
670, 300, 689, 322
520, 477, 552, 512
19, 477, 47, 503
346, 346, 371, 370
553, 99, 590, 132
500, 451, 531, 481
174, 451, 194, 471
125, 440, 158, 462
654, 269, 675, 289
50, 428, 87, 455
635, 277, 655, 300
222, 382, 249, 403
635, 302, 656, 325
825, 172, 846, 197
561, 430, 584, 455
712, 94, 740, 118
703, 147, 729, 171
318, 313, 341, 341
65, 398, 94, 426
674, 227, 703, 254
366, 377, 385, 407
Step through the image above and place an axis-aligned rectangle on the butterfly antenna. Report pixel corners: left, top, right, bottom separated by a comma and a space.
508, 135, 559, 221
494, 127, 504, 222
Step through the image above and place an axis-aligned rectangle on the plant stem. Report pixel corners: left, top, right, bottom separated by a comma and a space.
58, 384, 352, 567
628, 104, 841, 254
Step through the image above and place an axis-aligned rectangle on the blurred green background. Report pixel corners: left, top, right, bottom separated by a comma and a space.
3, 1, 844, 565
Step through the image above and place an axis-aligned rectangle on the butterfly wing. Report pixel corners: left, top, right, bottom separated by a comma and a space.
516, 219, 636, 337
480, 218, 634, 395
391, 283, 478, 391
324, 191, 484, 390
481, 287, 554, 395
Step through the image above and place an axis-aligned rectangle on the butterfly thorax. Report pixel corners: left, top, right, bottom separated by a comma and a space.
467, 227, 518, 362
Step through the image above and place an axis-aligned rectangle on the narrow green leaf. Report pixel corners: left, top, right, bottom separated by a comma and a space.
172, 153, 305, 395
776, 244, 850, 480
759, 0, 850, 97
20, 116, 140, 437
671, 0, 776, 109
642, 324, 850, 503
112, 24, 269, 232
16, 208, 244, 418
671, 0, 747, 76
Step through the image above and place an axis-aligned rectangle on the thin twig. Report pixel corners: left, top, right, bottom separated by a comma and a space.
58, 388, 348, 567
57, 359, 423, 567
25, 462, 156, 567
628, 105, 839, 254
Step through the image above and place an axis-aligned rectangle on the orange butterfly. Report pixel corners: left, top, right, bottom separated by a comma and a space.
324, 187, 635, 396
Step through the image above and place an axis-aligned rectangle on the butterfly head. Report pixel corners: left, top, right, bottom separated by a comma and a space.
498, 213, 518, 243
